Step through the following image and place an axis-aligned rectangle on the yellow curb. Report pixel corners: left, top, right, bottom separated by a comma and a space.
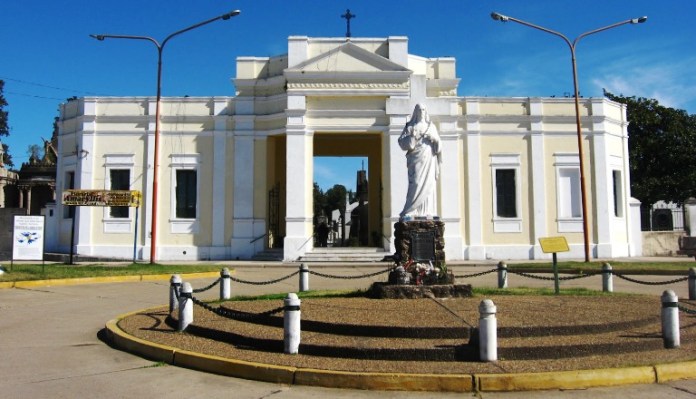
105, 318, 175, 363
655, 360, 696, 383
15, 275, 142, 288
475, 366, 656, 392
174, 350, 296, 384
1, 270, 224, 289
295, 368, 473, 392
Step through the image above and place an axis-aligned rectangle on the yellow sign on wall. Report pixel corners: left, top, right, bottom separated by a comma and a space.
538, 236, 570, 253
62, 190, 142, 207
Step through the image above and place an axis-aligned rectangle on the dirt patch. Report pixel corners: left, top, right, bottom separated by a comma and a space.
117, 294, 696, 374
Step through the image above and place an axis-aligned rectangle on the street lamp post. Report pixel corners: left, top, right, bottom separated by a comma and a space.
490, 12, 646, 262
91, 10, 240, 263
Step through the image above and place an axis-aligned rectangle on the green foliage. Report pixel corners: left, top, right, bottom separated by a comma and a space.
605, 91, 696, 204
0, 80, 8, 137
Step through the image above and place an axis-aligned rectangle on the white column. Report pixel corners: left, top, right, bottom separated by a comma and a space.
75, 104, 96, 256
529, 98, 547, 259
230, 129, 255, 259
210, 101, 229, 258
465, 100, 484, 260
284, 95, 312, 261
143, 98, 156, 260
439, 114, 464, 261
592, 100, 612, 258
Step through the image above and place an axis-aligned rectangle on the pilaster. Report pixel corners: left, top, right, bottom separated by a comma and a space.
464, 99, 484, 260
529, 98, 547, 259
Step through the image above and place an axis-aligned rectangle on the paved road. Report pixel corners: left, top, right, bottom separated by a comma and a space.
2, 264, 696, 398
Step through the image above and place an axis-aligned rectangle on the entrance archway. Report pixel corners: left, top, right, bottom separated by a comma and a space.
314, 133, 383, 248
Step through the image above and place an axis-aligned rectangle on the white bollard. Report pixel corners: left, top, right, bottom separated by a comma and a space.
497, 261, 507, 289
178, 282, 193, 332
602, 263, 613, 293
661, 290, 680, 349
169, 274, 182, 312
689, 268, 696, 301
299, 263, 309, 292
220, 268, 231, 300
284, 293, 301, 354
479, 299, 498, 362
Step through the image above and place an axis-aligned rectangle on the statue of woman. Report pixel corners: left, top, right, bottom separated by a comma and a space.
398, 103, 442, 219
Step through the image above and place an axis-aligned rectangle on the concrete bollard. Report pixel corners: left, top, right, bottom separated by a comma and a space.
497, 261, 507, 289
178, 282, 193, 332
661, 290, 680, 349
602, 262, 613, 293
689, 268, 696, 300
220, 268, 231, 300
284, 293, 301, 354
479, 299, 498, 362
299, 263, 309, 292
169, 274, 182, 312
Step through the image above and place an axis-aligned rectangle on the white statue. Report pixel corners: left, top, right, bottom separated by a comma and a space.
399, 103, 442, 219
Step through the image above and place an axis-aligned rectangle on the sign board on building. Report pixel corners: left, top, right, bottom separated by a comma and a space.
12, 215, 45, 261
62, 190, 141, 207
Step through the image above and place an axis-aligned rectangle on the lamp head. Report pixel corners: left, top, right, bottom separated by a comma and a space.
631, 16, 648, 24
89, 34, 106, 41
222, 10, 241, 20
491, 12, 509, 22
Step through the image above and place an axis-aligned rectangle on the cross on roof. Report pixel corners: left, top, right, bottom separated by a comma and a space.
341, 9, 356, 38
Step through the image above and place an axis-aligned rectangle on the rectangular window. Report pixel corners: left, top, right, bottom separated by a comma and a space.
109, 169, 130, 218
175, 169, 197, 219
613, 170, 624, 217
495, 169, 517, 218
64, 171, 75, 219
558, 168, 581, 218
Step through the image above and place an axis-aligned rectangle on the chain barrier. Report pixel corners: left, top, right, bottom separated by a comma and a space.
454, 268, 497, 279
189, 294, 284, 321
557, 271, 601, 281
507, 270, 558, 281
307, 267, 393, 280
614, 273, 688, 286
678, 303, 696, 315
229, 270, 300, 286
191, 278, 221, 293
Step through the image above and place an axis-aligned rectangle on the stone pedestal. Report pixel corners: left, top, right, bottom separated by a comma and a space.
394, 220, 445, 265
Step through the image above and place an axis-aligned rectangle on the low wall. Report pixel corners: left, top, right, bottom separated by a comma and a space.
641, 231, 683, 257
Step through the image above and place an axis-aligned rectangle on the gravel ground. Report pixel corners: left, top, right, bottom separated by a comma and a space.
117, 294, 696, 374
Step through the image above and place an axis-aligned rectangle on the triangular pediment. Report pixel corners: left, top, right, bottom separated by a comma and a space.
287, 41, 410, 74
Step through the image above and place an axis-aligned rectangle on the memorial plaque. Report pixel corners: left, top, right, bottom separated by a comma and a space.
411, 231, 435, 261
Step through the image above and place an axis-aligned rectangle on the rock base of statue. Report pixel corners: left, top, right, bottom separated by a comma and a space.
368, 282, 472, 299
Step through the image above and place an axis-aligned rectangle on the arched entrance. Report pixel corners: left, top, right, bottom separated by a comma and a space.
314, 133, 383, 248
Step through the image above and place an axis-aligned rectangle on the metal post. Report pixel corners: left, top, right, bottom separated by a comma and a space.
220, 268, 231, 300
479, 299, 498, 362
552, 252, 560, 294
661, 290, 680, 349
299, 263, 309, 292
497, 261, 508, 289
169, 274, 182, 312
178, 282, 193, 332
602, 262, 613, 293
284, 293, 301, 354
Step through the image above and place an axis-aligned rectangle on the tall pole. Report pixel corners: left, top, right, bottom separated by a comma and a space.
490, 12, 647, 262
90, 10, 240, 263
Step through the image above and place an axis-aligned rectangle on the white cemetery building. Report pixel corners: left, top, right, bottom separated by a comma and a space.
45, 35, 641, 261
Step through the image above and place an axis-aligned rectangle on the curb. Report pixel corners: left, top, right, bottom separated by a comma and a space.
104, 308, 696, 393
0, 272, 221, 289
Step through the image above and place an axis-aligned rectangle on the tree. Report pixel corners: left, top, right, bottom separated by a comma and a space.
27, 144, 42, 163
0, 79, 12, 167
605, 91, 696, 205
313, 182, 327, 224
324, 184, 348, 221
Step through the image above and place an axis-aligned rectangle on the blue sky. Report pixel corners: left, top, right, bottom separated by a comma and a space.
2, 1, 694, 191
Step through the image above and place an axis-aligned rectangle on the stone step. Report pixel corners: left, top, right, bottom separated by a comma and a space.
299, 247, 393, 262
